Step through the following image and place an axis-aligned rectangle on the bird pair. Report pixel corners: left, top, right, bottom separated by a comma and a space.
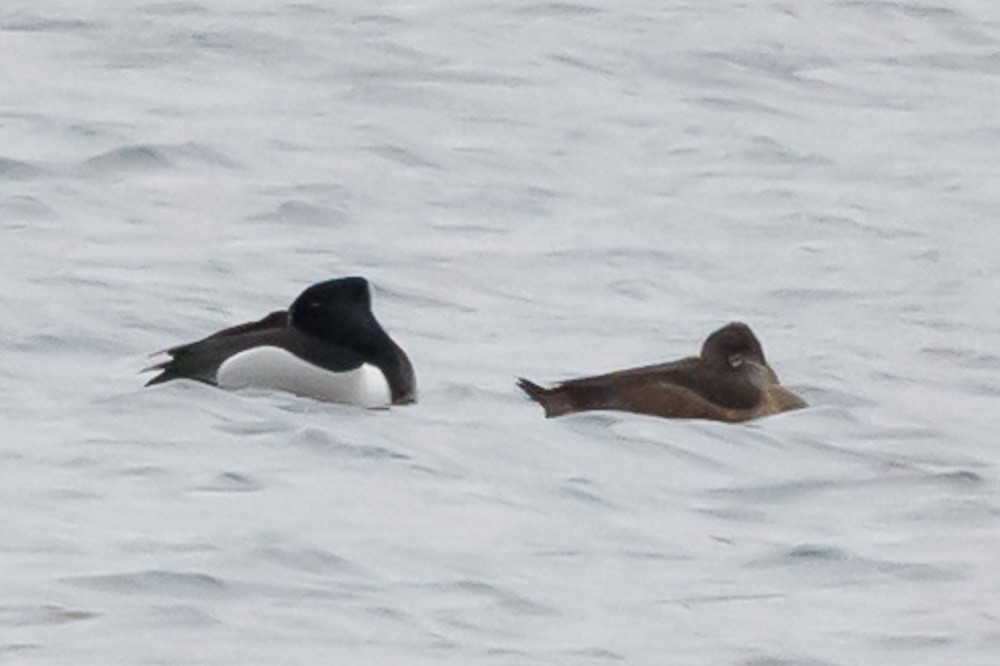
145, 277, 806, 423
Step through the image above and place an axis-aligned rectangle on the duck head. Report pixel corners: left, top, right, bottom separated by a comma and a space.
700, 322, 777, 383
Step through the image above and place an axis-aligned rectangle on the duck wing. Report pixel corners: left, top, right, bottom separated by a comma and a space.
144, 310, 292, 386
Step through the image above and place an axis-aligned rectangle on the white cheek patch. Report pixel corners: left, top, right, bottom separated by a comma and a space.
217, 346, 392, 408
728, 353, 744, 369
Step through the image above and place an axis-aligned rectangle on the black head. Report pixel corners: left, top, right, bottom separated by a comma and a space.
289, 277, 378, 341
700, 322, 767, 372
289, 277, 416, 403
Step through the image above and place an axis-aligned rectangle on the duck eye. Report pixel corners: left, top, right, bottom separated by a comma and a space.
727, 353, 744, 369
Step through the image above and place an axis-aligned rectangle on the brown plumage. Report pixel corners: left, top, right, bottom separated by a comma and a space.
517, 322, 806, 423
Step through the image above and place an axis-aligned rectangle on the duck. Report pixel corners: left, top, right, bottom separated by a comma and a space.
144, 277, 415, 407
517, 322, 804, 422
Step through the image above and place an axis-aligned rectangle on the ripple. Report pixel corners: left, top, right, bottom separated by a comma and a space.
695, 94, 797, 118
741, 135, 831, 165
364, 143, 440, 169
0, 156, 45, 180
254, 541, 361, 575
768, 287, 863, 303
79, 142, 238, 175
548, 53, 615, 76
657, 592, 785, 608
833, 0, 960, 20
289, 428, 410, 460
246, 200, 348, 227
750, 544, 967, 582
1, 16, 100, 32
743, 657, 843, 666
81, 145, 173, 172
415, 579, 560, 618
707, 477, 853, 503
921, 346, 1000, 370
66, 570, 230, 598
560, 476, 615, 507
144, 604, 220, 628
140, 2, 210, 16
215, 418, 288, 436
874, 633, 955, 649
564, 646, 627, 661
193, 471, 263, 493
509, 3, 603, 17
0, 605, 98, 627
0, 195, 56, 221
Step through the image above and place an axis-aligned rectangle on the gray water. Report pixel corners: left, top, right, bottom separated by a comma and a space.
3, 1, 1000, 664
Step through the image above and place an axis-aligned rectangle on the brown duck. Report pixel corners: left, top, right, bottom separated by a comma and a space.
517, 322, 806, 423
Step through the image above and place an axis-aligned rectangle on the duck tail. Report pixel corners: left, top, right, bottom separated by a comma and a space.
141, 347, 218, 387
517, 378, 574, 418
141, 360, 171, 386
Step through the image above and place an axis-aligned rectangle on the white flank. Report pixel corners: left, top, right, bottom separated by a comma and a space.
216, 346, 392, 408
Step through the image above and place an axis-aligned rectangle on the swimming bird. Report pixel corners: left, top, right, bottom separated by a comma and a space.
517, 322, 805, 422
144, 277, 415, 407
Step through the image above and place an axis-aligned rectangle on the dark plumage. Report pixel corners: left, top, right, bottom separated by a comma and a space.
144, 277, 415, 406
518, 322, 805, 422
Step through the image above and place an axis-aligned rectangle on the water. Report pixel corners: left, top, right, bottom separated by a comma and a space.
2, 1, 1000, 664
